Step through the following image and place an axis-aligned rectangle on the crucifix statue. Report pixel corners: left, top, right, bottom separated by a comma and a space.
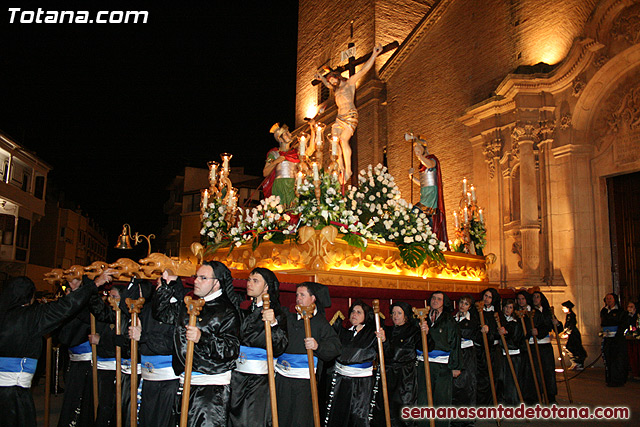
314, 42, 392, 183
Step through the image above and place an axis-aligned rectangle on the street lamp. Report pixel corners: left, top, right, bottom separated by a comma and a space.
114, 223, 155, 256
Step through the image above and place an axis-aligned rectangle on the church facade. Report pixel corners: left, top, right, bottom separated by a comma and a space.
293, 0, 640, 357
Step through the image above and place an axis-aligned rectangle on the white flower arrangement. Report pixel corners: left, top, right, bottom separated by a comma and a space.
200, 163, 447, 267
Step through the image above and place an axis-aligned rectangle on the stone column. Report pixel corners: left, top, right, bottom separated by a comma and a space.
513, 125, 541, 281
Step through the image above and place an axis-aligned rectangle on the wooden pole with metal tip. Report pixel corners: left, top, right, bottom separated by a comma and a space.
527, 310, 549, 405
413, 306, 435, 427
90, 314, 99, 420
44, 334, 52, 427
516, 310, 542, 403
551, 306, 573, 403
262, 294, 279, 427
108, 296, 123, 427
476, 302, 500, 426
372, 300, 391, 427
180, 296, 206, 427
126, 297, 145, 427
295, 303, 321, 427
494, 312, 524, 404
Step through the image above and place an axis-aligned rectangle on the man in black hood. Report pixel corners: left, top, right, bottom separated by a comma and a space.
601, 293, 628, 387
0, 271, 114, 427
275, 281, 341, 427
228, 267, 288, 427
531, 290, 561, 403
419, 291, 461, 427
153, 260, 241, 426
476, 287, 504, 405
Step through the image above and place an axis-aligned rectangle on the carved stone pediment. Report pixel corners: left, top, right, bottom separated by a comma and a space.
611, 4, 640, 46
593, 69, 640, 161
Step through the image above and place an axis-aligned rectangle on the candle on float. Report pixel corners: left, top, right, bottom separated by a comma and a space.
312, 162, 320, 181
463, 206, 469, 224
479, 209, 484, 223
299, 135, 307, 157
471, 185, 476, 202
201, 189, 209, 211
467, 192, 472, 205
316, 125, 323, 146
331, 136, 339, 156
296, 171, 303, 188
453, 211, 459, 228
227, 189, 235, 207
462, 178, 468, 194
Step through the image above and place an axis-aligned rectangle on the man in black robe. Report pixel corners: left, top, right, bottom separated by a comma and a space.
530, 290, 561, 403
275, 282, 341, 427
476, 288, 503, 405
420, 291, 461, 427
58, 277, 95, 427
561, 300, 587, 370
129, 277, 178, 427
228, 267, 288, 427
601, 293, 628, 387
89, 284, 123, 427
0, 272, 114, 427
451, 295, 479, 427
153, 261, 240, 426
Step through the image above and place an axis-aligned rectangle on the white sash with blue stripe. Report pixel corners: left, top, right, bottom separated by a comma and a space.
236, 346, 276, 375
97, 357, 116, 371
0, 357, 37, 388
335, 361, 373, 378
69, 341, 92, 362
275, 353, 318, 379
181, 370, 232, 386
141, 355, 178, 381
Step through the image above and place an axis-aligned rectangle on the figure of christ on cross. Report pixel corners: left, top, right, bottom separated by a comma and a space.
315, 43, 382, 183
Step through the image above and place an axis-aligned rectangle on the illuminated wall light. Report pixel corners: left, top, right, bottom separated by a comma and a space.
305, 104, 318, 119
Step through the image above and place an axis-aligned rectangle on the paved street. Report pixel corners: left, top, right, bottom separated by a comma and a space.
32, 367, 637, 426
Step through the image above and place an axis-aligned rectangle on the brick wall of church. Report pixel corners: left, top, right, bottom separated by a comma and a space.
382, 0, 596, 241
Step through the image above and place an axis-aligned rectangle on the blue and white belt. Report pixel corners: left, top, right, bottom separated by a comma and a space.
69, 341, 92, 362
141, 355, 178, 381
461, 338, 474, 349
275, 353, 317, 379
182, 370, 232, 386
335, 361, 373, 378
121, 358, 142, 375
502, 348, 520, 356
97, 356, 116, 371
428, 350, 450, 364
0, 357, 37, 388
235, 346, 276, 375
602, 326, 618, 338
529, 335, 550, 344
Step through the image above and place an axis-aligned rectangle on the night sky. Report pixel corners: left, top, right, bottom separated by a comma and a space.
0, 1, 299, 256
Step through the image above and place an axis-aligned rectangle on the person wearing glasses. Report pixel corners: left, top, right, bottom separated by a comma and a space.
153, 261, 241, 426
